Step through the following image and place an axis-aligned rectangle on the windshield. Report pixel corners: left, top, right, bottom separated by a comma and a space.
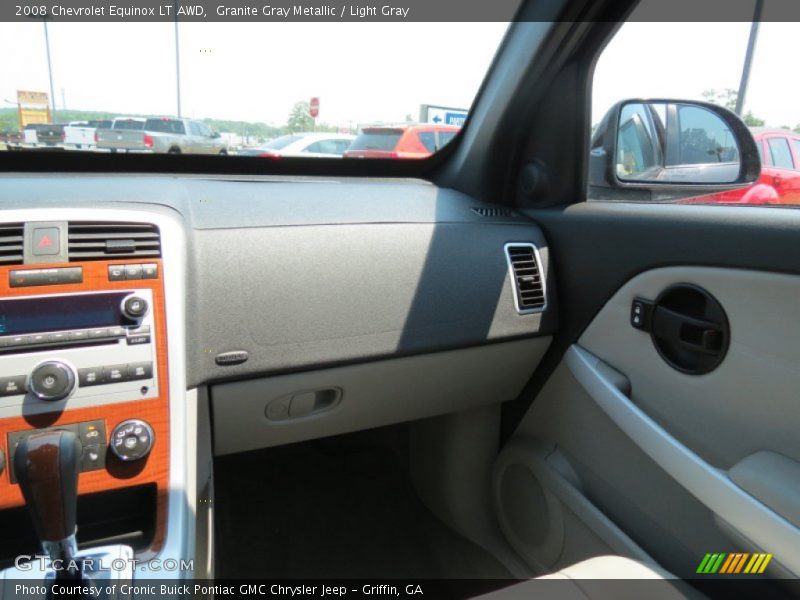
0, 21, 507, 160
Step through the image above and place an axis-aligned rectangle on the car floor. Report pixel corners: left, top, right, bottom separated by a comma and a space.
214, 426, 512, 585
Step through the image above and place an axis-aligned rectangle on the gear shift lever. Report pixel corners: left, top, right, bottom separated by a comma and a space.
13, 430, 82, 577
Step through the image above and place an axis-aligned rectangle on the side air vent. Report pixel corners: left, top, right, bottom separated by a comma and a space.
505, 243, 546, 313
0, 223, 25, 265
472, 207, 515, 218
68, 222, 161, 261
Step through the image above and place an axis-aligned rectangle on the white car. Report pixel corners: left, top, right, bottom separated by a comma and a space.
239, 132, 354, 157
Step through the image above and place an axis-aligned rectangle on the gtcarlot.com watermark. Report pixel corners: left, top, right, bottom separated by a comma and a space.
14, 554, 193, 573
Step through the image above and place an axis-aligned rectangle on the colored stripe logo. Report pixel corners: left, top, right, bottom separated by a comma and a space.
696, 552, 773, 574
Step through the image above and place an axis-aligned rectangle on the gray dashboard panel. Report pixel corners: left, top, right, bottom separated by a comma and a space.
0, 174, 554, 386
188, 221, 550, 384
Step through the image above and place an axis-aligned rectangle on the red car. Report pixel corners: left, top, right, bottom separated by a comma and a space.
685, 128, 800, 205
344, 124, 460, 159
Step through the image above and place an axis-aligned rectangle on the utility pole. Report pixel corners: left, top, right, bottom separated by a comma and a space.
43, 20, 56, 122
735, 0, 764, 116
174, 2, 182, 117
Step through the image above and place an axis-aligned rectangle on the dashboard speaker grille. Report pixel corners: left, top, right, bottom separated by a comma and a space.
68, 222, 161, 261
505, 243, 546, 313
0, 223, 25, 265
471, 207, 515, 218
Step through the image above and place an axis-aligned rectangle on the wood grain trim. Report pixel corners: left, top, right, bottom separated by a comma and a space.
0, 259, 169, 554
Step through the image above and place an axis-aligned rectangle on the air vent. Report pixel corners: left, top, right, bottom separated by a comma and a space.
505, 243, 546, 313
472, 207, 515, 218
0, 223, 24, 265
68, 222, 161, 261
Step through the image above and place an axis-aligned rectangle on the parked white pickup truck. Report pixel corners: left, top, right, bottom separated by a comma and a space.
63, 121, 111, 150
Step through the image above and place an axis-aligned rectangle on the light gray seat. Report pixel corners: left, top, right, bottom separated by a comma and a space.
475, 555, 703, 600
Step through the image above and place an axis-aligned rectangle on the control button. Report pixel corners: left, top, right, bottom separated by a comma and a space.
78, 367, 105, 387
29, 361, 76, 401
79, 420, 105, 445
8, 335, 30, 346
32, 227, 60, 256
81, 444, 105, 471
29, 333, 48, 345
69, 330, 89, 341
108, 265, 126, 281
128, 362, 153, 380
109, 419, 154, 461
107, 326, 126, 338
48, 332, 69, 344
89, 328, 111, 339
126, 334, 151, 346
0, 337, 13, 349
141, 263, 158, 279
102, 365, 127, 383
0, 376, 26, 397
124, 264, 143, 280
121, 296, 148, 320
631, 297, 654, 331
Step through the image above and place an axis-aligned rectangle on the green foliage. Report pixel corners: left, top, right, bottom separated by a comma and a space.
742, 112, 764, 127
701, 88, 765, 127
287, 101, 315, 132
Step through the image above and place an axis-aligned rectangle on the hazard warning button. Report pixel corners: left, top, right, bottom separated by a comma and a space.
32, 227, 60, 256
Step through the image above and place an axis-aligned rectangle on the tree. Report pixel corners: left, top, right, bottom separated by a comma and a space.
287, 101, 314, 132
701, 88, 765, 127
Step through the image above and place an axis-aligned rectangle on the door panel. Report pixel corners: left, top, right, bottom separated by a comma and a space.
499, 204, 800, 590
579, 266, 800, 468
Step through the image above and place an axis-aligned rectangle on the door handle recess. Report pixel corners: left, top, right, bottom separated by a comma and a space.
632, 284, 729, 374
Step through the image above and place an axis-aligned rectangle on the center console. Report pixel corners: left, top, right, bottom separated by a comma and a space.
0, 210, 191, 586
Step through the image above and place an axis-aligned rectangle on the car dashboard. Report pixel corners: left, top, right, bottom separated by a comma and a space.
0, 173, 555, 577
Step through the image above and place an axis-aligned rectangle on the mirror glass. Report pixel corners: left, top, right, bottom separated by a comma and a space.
616, 102, 740, 184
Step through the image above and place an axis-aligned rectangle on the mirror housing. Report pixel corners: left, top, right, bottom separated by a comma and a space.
589, 99, 761, 202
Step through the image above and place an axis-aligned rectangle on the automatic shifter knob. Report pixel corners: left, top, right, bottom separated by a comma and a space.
13, 430, 82, 569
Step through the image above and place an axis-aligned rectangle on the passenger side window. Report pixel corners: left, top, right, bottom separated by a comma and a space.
768, 138, 794, 170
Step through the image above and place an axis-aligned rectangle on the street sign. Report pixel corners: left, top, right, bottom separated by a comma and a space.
16, 90, 51, 127
309, 97, 320, 118
419, 104, 468, 127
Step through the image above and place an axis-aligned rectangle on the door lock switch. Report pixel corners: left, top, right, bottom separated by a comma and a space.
631, 297, 654, 331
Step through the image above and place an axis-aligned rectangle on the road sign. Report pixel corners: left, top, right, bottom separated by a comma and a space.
16, 90, 51, 128
309, 97, 320, 118
419, 104, 468, 127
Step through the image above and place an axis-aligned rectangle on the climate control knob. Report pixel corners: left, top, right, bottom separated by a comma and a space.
110, 419, 154, 461
121, 295, 149, 320
29, 360, 76, 401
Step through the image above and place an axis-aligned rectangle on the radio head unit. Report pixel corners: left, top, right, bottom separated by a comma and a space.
0, 290, 158, 416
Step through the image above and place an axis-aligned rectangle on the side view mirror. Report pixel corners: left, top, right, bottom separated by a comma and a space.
589, 99, 761, 202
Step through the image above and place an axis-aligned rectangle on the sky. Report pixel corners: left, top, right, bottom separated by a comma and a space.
1, 21, 799, 129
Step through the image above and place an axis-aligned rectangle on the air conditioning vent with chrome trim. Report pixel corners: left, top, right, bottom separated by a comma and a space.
68, 222, 161, 261
0, 223, 25, 265
505, 243, 546, 313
